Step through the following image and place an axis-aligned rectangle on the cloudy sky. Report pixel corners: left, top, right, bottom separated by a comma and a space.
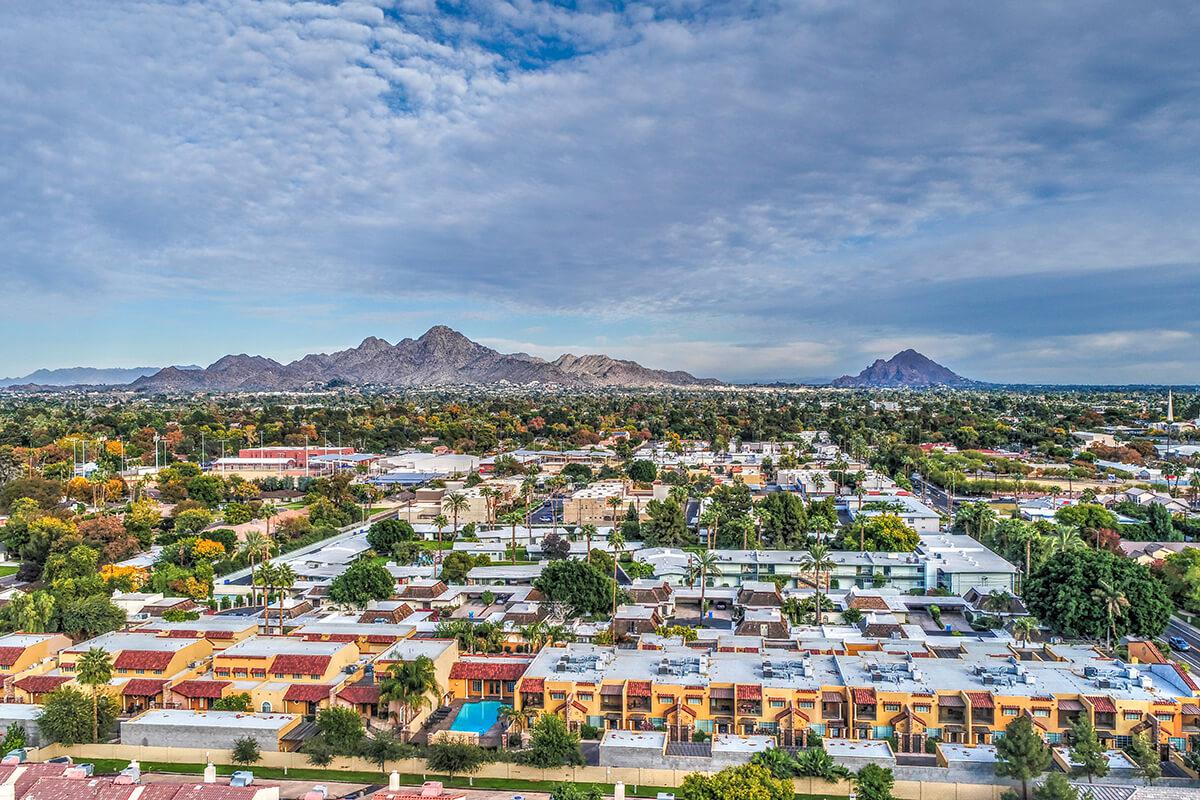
2, 1, 1198, 384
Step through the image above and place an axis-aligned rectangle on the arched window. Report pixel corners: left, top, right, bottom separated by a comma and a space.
261, 701, 272, 713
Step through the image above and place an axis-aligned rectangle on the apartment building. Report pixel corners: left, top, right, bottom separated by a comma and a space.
635, 533, 1017, 594
516, 642, 1198, 754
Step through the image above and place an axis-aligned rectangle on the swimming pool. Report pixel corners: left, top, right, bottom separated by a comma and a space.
449, 701, 503, 734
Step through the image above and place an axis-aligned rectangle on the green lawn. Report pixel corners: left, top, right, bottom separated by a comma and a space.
0, 566, 18, 577
81, 759, 841, 799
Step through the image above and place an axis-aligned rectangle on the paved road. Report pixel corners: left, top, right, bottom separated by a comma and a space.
911, 476, 953, 513
1164, 617, 1200, 671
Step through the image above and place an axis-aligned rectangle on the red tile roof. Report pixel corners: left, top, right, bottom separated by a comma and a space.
1173, 663, 1199, 691
114, 650, 175, 670
172, 680, 229, 699
0, 646, 27, 667
284, 684, 332, 703
366, 634, 400, 644
449, 661, 528, 681
521, 678, 545, 693
14, 675, 70, 694
305, 633, 357, 643
965, 692, 994, 708
164, 630, 201, 639
851, 687, 876, 705
272, 654, 332, 675
338, 684, 382, 705
627, 680, 652, 697
122, 679, 168, 697
1087, 696, 1117, 713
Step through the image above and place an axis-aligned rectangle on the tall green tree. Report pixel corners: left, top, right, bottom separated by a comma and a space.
522, 713, 584, 768
1125, 732, 1161, 784
1067, 716, 1108, 783
995, 716, 1052, 800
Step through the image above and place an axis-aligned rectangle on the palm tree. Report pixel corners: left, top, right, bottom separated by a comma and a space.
608, 530, 625, 633
241, 531, 273, 607
691, 550, 719, 625
379, 656, 441, 740
700, 501, 723, 550
521, 476, 539, 527
501, 511, 523, 564
810, 473, 826, 497
1092, 580, 1129, 651
255, 562, 278, 623
76, 647, 112, 743
442, 493, 469, 539
1050, 525, 1084, 555
1012, 616, 1038, 646
606, 495, 623, 526
479, 487, 499, 525
432, 513, 448, 569
519, 621, 548, 651
982, 590, 1013, 614
274, 563, 296, 635
581, 523, 597, 563
800, 543, 835, 626
498, 704, 525, 738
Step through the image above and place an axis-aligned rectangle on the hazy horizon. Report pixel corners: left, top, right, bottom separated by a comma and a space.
3, 2, 1198, 383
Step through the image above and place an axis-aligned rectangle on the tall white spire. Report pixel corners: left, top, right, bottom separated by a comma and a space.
1167, 389, 1174, 423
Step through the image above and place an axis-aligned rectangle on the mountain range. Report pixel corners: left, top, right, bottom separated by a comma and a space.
0, 365, 200, 388
129, 326, 720, 391
831, 349, 979, 388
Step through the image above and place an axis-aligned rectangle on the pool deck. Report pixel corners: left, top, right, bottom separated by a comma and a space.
417, 699, 505, 748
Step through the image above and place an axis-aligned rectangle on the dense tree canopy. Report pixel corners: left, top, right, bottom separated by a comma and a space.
1023, 548, 1171, 641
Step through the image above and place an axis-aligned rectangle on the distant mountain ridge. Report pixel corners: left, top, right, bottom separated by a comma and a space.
130, 326, 720, 391
0, 365, 200, 388
831, 349, 978, 388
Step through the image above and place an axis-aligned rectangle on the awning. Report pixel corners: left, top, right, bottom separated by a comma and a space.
627, 680, 652, 697
284, 684, 332, 703
710, 686, 735, 699
121, 679, 167, 697
1181, 703, 1200, 715
852, 687, 877, 705
965, 692, 994, 709
1087, 696, 1117, 713
938, 695, 966, 708
600, 684, 624, 696
736, 685, 762, 701
822, 691, 844, 703
1057, 699, 1085, 712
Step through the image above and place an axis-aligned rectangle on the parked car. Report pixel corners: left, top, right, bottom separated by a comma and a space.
1168, 636, 1192, 652
230, 772, 254, 787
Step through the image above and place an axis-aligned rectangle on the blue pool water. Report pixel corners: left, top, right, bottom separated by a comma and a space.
449, 701, 503, 734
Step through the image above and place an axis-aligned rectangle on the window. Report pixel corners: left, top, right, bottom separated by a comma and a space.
884, 703, 901, 713
1114, 735, 1132, 749
1032, 708, 1051, 718
135, 669, 145, 675
504, 681, 516, 692
799, 701, 815, 709
1002, 707, 1019, 716
687, 696, 703, 705
551, 692, 566, 701
471, 680, 483, 693
261, 701, 272, 713
769, 699, 787, 708
1156, 713, 1173, 722
1124, 712, 1142, 721
292, 673, 302, 679
579, 693, 593, 702
914, 704, 931, 713
658, 695, 675, 705
1045, 733, 1061, 744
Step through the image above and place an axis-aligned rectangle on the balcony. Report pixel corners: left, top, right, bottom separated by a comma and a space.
710, 702, 733, 715
973, 710, 994, 725
600, 700, 623, 713
938, 709, 965, 725
1094, 713, 1116, 730
855, 704, 877, 721
737, 702, 762, 717
627, 698, 651, 713
822, 703, 845, 721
